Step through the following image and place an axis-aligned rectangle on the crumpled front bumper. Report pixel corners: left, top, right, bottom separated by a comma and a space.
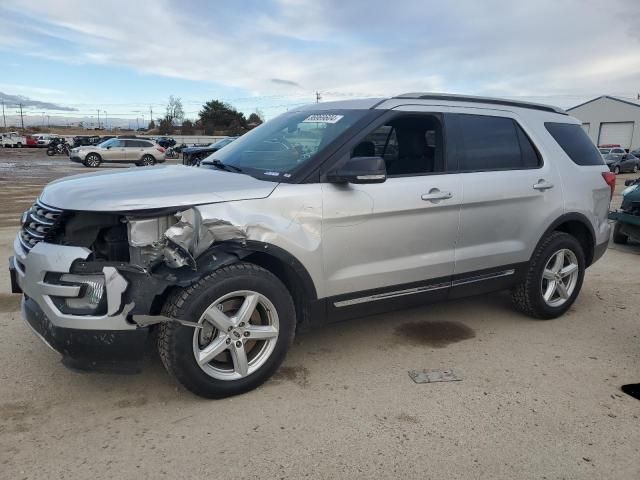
11, 236, 149, 372
12, 235, 135, 330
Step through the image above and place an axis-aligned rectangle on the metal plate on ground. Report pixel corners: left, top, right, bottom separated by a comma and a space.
408, 369, 462, 384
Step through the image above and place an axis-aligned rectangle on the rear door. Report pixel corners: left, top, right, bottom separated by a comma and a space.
445, 111, 564, 291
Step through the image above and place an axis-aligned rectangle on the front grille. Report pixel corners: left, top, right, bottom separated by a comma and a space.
19, 200, 65, 252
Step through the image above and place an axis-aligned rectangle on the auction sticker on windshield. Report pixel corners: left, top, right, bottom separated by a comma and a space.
302, 114, 344, 124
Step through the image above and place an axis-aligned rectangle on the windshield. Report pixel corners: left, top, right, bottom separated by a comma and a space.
598, 148, 611, 154
98, 138, 116, 148
208, 110, 369, 180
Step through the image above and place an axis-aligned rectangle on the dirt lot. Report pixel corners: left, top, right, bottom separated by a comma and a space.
0, 148, 638, 479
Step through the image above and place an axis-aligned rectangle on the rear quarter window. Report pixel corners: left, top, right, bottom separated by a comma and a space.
545, 122, 604, 166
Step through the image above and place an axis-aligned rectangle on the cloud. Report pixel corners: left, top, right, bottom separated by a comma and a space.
271, 78, 302, 88
0, 91, 77, 111
1, 0, 640, 109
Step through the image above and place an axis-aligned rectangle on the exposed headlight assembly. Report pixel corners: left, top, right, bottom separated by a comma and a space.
47, 273, 107, 315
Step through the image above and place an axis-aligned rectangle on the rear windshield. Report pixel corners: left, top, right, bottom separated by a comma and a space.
545, 122, 604, 166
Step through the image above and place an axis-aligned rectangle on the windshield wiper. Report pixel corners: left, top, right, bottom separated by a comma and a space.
206, 159, 243, 173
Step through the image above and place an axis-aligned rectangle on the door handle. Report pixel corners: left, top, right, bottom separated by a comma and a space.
421, 190, 453, 201
533, 179, 554, 191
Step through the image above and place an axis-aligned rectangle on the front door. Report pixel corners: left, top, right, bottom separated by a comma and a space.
321, 112, 461, 309
101, 139, 126, 161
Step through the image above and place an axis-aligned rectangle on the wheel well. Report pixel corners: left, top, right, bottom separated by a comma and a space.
553, 220, 595, 266
243, 251, 314, 327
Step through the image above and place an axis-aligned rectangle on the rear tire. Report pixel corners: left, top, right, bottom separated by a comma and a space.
158, 263, 296, 399
633, 164, 639, 173
612, 221, 628, 244
511, 232, 585, 319
141, 154, 155, 166
614, 166, 621, 174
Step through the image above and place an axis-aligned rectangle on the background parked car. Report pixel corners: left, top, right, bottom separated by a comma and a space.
599, 146, 626, 156
1, 131, 26, 147
610, 177, 640, 244
181, 137, 237, 166
25, 135, 39, 147
603, 152, 640, 174
155, 136, 176, 148
69, 138, 166, 167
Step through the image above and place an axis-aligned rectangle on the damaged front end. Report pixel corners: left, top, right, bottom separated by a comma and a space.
13, 201, 252, 372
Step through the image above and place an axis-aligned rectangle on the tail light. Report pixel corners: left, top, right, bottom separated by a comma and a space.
157, 147, 166, 153
602, 172, 616, 199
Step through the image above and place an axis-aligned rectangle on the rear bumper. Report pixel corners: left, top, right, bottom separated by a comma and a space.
22, 296, 149, 373
593, 239, 608, 264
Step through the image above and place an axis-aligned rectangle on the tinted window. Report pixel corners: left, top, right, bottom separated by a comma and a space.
353, 115, 444, 176
452, 114, 540, 171
545, 123, 604, 166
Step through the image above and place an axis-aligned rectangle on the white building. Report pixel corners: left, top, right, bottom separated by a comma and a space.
567, 95, 640, 150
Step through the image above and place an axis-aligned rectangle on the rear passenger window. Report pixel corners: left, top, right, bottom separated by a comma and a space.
451, 114, 541, 171
545, 123, 604, 166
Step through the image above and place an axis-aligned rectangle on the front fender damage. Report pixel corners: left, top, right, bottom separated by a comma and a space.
76, 205, 298, 329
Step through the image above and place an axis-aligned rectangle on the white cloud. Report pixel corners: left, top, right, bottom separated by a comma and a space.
2, 0, 640, 109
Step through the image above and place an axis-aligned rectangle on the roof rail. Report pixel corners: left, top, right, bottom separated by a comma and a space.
393, 92, 567, 115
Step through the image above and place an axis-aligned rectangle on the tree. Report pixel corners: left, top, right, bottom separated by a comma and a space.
198, 100, 247, 134
148, 119, 156, 130
181, 119, 195, 135
158, 118, 174, 135
247, 112, 263, 126
165, 95, 184, 126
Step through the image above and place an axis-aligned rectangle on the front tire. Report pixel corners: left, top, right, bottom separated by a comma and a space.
158, 263, 296, 398
84, 153, 101, 167
511, 232, 585, 319
613, 166, 621, 174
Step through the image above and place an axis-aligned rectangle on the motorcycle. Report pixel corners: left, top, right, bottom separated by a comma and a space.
46, 139, 71, 156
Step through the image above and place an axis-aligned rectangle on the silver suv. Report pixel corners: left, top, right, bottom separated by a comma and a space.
70, 138, 166, 167
9, 93, 613, 398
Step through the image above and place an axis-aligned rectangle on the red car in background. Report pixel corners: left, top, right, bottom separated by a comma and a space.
25, 135, 39, 147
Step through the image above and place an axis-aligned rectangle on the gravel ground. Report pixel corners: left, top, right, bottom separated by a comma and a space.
0, 147, 638, 479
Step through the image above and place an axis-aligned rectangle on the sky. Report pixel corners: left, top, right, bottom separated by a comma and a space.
1, 0, 640, 128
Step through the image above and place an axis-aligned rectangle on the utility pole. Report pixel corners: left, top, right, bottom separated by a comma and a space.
18, 104, 24, 130
47, 115, 50, 128
1, 101, 6, 130
149, 106, 153, 125
315, 91, 322, 103
104, 111, 108, 130
136, 117, 139, 130
97, 109, 101, 129
41, 112, 46, 127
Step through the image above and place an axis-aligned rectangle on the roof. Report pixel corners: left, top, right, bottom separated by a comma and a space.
567, 95, 640, 112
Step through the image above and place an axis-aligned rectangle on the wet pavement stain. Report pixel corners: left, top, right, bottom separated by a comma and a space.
0, 293, 21, 313
271, 365, 310, 388
394, 320, 475, 348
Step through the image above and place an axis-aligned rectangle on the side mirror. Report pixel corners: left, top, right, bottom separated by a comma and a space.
327, 156, 387, 184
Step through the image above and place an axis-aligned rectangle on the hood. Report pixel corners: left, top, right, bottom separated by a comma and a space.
40, 165, 278, 212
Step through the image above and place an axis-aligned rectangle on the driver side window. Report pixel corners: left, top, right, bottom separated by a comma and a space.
351, 114, 444, 176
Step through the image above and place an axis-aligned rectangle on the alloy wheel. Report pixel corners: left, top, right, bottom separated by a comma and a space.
192, 290, 280, 380
540, 248, 579, 307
